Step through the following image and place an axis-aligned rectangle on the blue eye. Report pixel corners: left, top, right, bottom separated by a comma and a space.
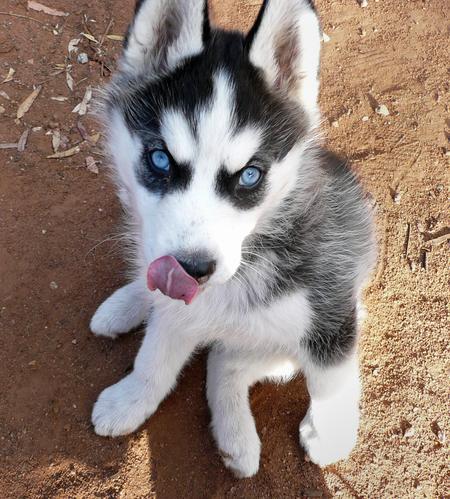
149, 149, 171, 174
239, 166, 262, 188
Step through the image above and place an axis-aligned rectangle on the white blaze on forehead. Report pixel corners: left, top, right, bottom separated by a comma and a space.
197, 72, 235, 166
160, 109, 196, 164
159, 72, 262, 177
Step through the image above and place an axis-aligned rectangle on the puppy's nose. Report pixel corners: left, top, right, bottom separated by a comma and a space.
178, 258, 216, 283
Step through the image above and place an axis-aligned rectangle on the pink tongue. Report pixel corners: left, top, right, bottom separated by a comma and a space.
147, 255, 199, 305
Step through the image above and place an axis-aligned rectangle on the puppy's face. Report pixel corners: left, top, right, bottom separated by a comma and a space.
105, 0, 321, 286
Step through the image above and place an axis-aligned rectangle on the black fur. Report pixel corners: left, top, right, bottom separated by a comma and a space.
202, 0, 211, 43
244, 0, 268, 50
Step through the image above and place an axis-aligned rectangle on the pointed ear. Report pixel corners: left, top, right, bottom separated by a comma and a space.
246, 0, 321, 118
122, 0, 210, 76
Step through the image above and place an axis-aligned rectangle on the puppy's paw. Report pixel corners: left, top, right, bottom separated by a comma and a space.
90, 283, 150, 338
92, 373, 156, 437
213, 420, 261, 478
90, 303, 122, 339
299, 410, 357, 467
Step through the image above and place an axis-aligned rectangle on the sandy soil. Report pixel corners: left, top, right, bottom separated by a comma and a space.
0, 1, 448, 497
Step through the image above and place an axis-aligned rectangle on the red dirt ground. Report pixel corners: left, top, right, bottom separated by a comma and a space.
0, 1, 448, 497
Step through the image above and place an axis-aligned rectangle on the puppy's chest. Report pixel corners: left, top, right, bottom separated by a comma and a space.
201, 287, 313, 351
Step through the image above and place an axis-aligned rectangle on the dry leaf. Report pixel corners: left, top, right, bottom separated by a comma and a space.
68, 38, 81, 54
17, 86, 42, 119
77, 121, 101, 145
66, 70, 74, 92
72, 86, 92, 116
77, 120, 89, 142
18, 129, 30, 152
0, 143, 19, 149
47, 145, 81, 159
50, 69, 65, 79
52, 130, 61, 152
85, 156, 99, 174
0, 90, 10, 100
81, 32, 98, 43
50, 96, 68, 102
27, 0, 68, 17
2, 68, 15, 84
106, 34, 124, 41
88, 132, 101, 145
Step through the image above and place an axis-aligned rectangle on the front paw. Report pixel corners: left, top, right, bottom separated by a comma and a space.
299, 409, 358, 467
90, 282, 150, 338
92, 373, 156, 437
90, 302, 122, 339
212, 418, 261, 478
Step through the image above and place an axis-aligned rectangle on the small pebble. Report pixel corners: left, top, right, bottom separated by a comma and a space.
376, 104, 390, 116
322, 32, 331, 43
0, 105, 5, 114
72, 339, 77, 345
362, 116, 369, 122
393, 192, 402, 204
77, 52, 89, 64
331, 120, 339, 128
436, 430, 446, 444
404, 427, 415, 438
360, 0, 368, 7
50, 281, 58, 290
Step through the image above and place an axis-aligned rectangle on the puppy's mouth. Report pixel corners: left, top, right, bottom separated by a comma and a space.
147, 256, 200, 305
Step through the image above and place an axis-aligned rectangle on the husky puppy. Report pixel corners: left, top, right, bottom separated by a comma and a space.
90, 0, 376, 478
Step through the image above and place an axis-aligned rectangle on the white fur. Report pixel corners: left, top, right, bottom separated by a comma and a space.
90, 279, 151, 338
122, 0, 205, 76
160, 109, 197, 164
225, 127, 263, 173
92, 285, 311, 455
108, 110, 142, 211
299, 353, 361, 466
248, 0, 321, 122
91, 279, 361, 473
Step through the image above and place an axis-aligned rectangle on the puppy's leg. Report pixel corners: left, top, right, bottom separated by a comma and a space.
92, 312, 197, 436
299, 352, 361, 466
90, 279, 151, 338
207, 348, 271, 478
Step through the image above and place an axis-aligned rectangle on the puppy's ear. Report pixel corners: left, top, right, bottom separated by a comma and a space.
122, 0, 210, 76
246, 0, 321, 118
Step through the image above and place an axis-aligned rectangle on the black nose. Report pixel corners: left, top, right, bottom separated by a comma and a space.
178, 258, 216, 282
